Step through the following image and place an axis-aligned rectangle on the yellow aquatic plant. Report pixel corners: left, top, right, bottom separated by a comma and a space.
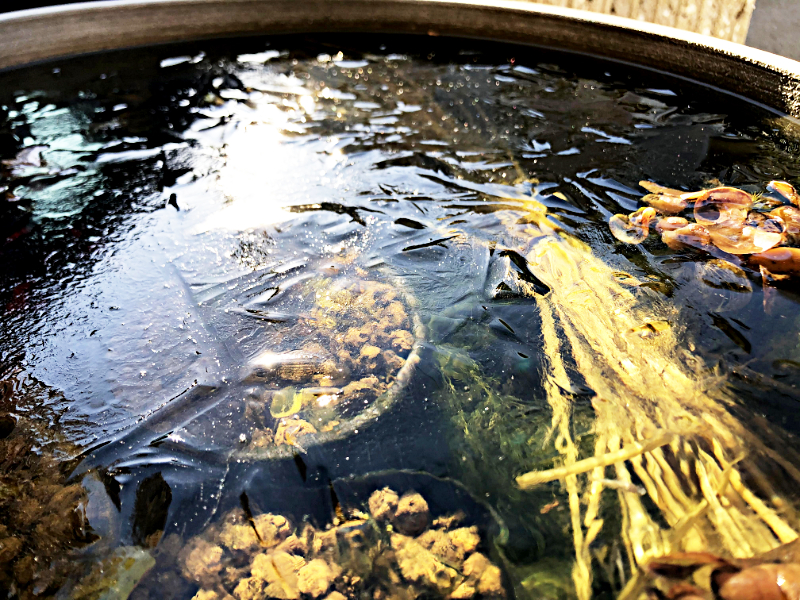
389, 65, 800, 599
504, 207, 800, 600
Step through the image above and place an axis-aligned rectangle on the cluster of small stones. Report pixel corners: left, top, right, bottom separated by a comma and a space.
315, 279, 413, 391
179, 488, 505, 600
249, 279, 415, 449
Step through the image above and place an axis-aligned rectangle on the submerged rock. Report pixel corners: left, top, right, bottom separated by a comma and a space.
232, 576, 265, 600
254, 514, 292, 549
297, 559, 336, 598
459, 552, 505, 599
220, 523, 261, 553
274, 419, 317, 447
172, 487, 505, 600
180, 538, 225, 586
389, 329, 414, 352
368, 488, 399, 522
277, 533, 309, 556
393, 492, 430, 536
251, 551, 304, 599
392, 534, 460, 594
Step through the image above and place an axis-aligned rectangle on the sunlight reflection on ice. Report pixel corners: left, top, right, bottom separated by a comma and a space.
193, 93, 341, 234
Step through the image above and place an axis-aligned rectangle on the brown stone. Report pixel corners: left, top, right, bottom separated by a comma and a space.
297, 559, 336, 598
393, 492, 429, 536
368, 487, 399, 522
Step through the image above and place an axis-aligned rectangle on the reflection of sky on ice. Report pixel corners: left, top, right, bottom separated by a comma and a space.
12, 56, 422, 449
191, 92, 341, 234
16, 71, 342, 444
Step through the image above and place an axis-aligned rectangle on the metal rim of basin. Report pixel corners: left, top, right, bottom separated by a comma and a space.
0, 0, 799, 117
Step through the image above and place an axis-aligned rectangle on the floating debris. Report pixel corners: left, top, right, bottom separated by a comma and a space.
639, 180, 689, 214
693, 187, 751, 230
654, 216, 689, 233
750, 247, 800, 276
611, 182, 800, 297
627, 320, 671, 338
660, 222, 711, 251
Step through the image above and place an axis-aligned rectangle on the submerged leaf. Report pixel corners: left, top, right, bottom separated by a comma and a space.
655, 216, 689, 233
628, 320, 670, 338
708, 224, 783, 255
710, 313, 751, 353
639, 181, 689, 214
697, 259, 752, 312
750, 247, 800, 275
609, 207, 656, 244
642, 193, 687, 215
693, 187, 752, 229
271, 387, 304, 418
661, 223, 711, 250
714, 563, 800, 600
770, 205, 800, 240
697, 259, 752, 293
767, 180, 800, 206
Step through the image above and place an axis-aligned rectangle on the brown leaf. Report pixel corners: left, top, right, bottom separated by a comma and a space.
768, 181, 800, 207
655, 216, 689, 233
714, 563, 800, 600
666, 582, 709, 600
640, 181, 688, 197
643, 193, 688, 215
750, 247, 800, 276
694, 187, 752, 230
770, 205, 800, 240
648, 552, 730, 579
708, 224, 783, 255
661, 223, 711, 250
610, 207, 656, 244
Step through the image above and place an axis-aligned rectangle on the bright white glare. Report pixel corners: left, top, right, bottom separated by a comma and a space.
298, 95, 316, 114
238, 50, 282, 64
317, 394, 336, 407
160, 56, 192, 68
193, 88, 340, 234
317, 51, 344, 63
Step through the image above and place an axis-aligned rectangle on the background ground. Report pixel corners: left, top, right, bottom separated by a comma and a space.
746, 0, 800, 60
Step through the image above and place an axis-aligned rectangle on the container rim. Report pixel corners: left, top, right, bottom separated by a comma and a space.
0, 0, 799, 116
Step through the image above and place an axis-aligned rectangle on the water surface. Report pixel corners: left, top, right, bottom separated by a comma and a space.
2, 34, 800, 600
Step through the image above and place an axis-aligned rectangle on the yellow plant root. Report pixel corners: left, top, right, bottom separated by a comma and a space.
419, 158, 800, 595
517, 433, 674, 489
500, 212, 800, 596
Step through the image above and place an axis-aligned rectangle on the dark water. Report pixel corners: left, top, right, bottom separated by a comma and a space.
2, 34, 800, 600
